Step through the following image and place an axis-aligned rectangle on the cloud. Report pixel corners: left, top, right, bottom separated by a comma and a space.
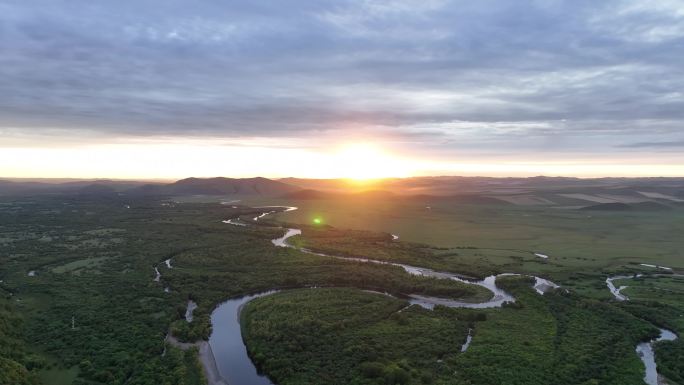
0, 0, 683, 159
619, 141, 684, 148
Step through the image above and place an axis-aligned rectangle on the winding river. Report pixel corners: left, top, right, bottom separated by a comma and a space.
637, 329, 677, 385
168, 206, 678, 385
192, 206, 564, 385
272, 226, 565, 308
209, 292, 277, 385
606, 274, 679, 385
606, 274, 642, 301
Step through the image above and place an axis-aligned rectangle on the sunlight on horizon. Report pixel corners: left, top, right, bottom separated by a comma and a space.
331, 143, 412, 180
1, 139, 684, 179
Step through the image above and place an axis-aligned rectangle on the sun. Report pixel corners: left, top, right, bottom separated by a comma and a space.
333, 143, 406, 180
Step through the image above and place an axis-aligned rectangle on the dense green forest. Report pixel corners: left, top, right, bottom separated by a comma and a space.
455, 277, 663, 385
242, 278, 658, 385
0, 196, 483, 384
0, 196, 247, 384
617, 277, 684, 384
1, 195, 682, 385
242, 288, 470, 385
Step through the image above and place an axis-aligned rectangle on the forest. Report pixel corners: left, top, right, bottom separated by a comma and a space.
241, 278, 658, 385
1, 195, 682, 385
0, 196, 482, 385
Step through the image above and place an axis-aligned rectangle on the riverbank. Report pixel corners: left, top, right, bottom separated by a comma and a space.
606, 274, 680, 385
165, 334, 228, 385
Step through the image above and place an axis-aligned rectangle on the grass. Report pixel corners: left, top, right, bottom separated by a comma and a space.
51, 257, 108, 274
243, 197, 684, 275
251, 197, 684, 320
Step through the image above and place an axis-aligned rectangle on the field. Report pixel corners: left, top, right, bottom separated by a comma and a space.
245, 197, 684, 274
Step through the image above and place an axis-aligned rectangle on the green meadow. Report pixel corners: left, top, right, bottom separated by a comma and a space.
248, 197, 684, 272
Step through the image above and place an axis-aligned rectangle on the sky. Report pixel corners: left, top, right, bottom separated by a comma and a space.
1, 0, 684, 179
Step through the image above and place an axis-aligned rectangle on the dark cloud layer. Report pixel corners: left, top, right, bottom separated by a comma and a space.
1, 0, 683, 154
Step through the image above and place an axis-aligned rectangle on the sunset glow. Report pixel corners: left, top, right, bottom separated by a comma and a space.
2, 0, 684, 180
2, 139, 684, 179
331, 144, 410, 180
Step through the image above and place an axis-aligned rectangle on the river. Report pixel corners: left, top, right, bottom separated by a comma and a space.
272, 226, 565, 309
199, 206, 564, 385
606, 274, 679, 385
190, 229, 679, 385
637, 329, 678, 385
166, 206, 678, 385
209, 292, 278, 385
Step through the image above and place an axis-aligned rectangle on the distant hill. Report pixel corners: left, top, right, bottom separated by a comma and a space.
408, 194, 508, 205
279, 178, 359, 192
281, 189, 395, 200
580, 202, 632, 211
0, 179, 149, 196
0, 177, 300, 198
130, 177, 301, 197
631, 201, 671, 211
0, 179, 54, 195
281, 188, 507, 205
280, 176, 684, 196
76, 184, 119, 196
283, 189, 342, 200
579, 201, 670, 211
3, 176, 684, 207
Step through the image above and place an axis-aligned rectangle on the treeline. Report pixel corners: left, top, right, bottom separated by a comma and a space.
242, 288, 470, 385
243, 277, 659, 385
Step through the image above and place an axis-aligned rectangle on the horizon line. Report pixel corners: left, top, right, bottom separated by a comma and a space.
3, 174, 684, 184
